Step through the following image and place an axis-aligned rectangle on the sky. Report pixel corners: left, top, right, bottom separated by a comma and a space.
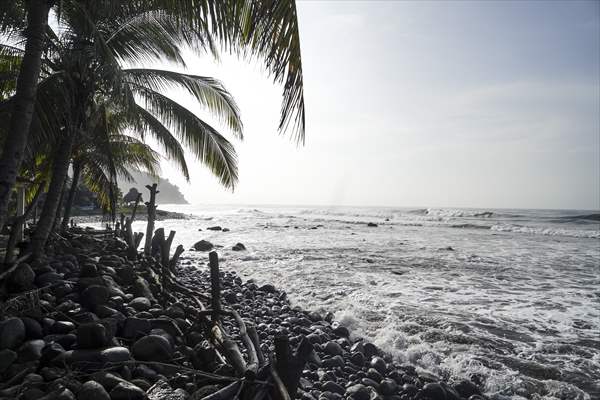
154, 0, 600, 210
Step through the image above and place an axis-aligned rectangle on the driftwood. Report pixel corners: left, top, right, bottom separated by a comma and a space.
270, 356, 292, 400
207, 252, 260, 379
272, 335, 314, 400
201, 381, 242, 400
123, 217, 143, 260
144, 184, 158, 255
247, 324, 265, 366
229, 309, 259, 374
150, 228, 182, 270
208, 251, 246, 375
121, 193, 144, 260
169, 245, 184, 271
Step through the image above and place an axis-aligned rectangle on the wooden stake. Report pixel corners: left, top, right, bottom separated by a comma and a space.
209, 251, 221, 325
144, 183, 158, 255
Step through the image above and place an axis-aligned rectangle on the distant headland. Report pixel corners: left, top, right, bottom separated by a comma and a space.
119, 171, 189, 205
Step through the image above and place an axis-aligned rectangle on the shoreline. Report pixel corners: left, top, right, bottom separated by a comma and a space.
69, 207, 194, 225
0, 228, 485, 400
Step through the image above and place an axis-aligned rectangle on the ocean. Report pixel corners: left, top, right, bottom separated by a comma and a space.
86, 205, 600, 399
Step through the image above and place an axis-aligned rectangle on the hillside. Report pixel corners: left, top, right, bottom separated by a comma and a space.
119, 171, 189, 204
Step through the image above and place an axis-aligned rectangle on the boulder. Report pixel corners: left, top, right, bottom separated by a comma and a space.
131, 378, 151, 391
367, 222, 378, 227
44, 333, 77, 350
149, 318, 184, 339
76, 323, 111, 349
110, 382, 145, 400
258, 284, 277, 293
349, 351, 365, 367
81, 285, 109, 309
101, 275, 126, 298
133, 277, 156, 303
206, 226, 222, 231
323, 341, 343, 356
76, 380, 110, 400
322, 381, 345, 395
322, 355, 344, 368
48, 320, 76, 334
90, 372, 128, 391
0, 318, 25, 349
80, 263, 98, 278
9, 263, 35, 290
0, 349, 17, 372
193, 240, 213, 251
370, 356, 387, 374
378, 379, 398, 395
332, 325, 349, 338
17, 340, 45, 362
345, 384, 370, 400
40, 342, 65, 364
35, 271, 63, 287
454, 380, 481, 398
363, 342, 379, 357
232, 242, 246, 251
129, 297, 151, 311
133, 364, 158, 382
41, 388, 75, 400
61, 347, 131, 369
21, 317, 43, 339
132, 335, 173, 362
421, 383, 447, 400
121, 317, 152, 339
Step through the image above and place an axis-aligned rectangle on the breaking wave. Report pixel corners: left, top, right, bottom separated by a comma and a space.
490, 224, 600, 239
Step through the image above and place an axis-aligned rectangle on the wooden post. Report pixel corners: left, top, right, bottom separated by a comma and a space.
144, 184, 158, 255
247, 324, 265, 366
151, 227, 165, 259
168, 245, 184, 271
209, 251, 220, 325
272, 336, 315, 400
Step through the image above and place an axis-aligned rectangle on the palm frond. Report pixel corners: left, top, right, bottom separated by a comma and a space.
239, 0, 305, 142
130, 105, 190, 181
133, 85, 238, 189
124, 68, 243, 137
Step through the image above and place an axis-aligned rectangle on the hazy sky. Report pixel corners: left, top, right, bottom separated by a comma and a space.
155, 0, 599, 210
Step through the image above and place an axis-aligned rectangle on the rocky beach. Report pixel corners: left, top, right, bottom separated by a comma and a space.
0, 227, 486, 400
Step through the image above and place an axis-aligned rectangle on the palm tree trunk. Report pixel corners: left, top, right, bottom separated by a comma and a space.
30, 132, 75, 257
0, 0, 50, 233
60, 160, 80, 229
4, 180, 45, 264
52, 175, 68, 233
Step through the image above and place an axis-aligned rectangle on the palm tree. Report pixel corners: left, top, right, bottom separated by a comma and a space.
60, 104, 162, 228
1, 0, 306, 257
3, 5, 244, 256
0, 0, 53, 233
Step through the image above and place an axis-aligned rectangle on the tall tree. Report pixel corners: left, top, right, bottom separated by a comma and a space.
0, 0, 52, 232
